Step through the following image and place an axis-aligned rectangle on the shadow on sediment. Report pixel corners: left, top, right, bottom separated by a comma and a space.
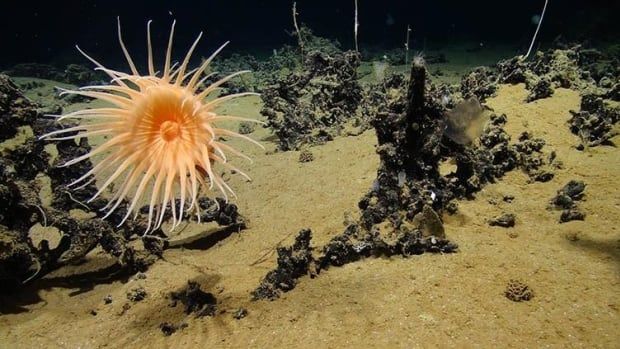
167, 223, 244, 250
0, 224, 243, 315
565, 234, 620, 272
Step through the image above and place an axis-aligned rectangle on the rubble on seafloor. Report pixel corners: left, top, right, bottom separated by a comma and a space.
0, 74, 244, 291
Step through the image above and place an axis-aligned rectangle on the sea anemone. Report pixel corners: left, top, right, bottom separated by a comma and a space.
41, 19, 263, 233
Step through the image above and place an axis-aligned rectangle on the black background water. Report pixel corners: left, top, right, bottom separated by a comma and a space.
0, 0, 617, 68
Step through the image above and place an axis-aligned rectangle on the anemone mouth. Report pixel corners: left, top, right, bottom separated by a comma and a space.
160, 120, 182, 142
40, 19, 264, 234
132, 86, 208, 146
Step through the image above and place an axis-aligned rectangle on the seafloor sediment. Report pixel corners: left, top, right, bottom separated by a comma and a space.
0, 41, 619, 348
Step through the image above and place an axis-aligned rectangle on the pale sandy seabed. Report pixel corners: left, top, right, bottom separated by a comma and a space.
0, 76, 618, 348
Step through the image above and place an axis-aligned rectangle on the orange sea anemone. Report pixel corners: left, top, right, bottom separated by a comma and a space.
41, 19, 263, 233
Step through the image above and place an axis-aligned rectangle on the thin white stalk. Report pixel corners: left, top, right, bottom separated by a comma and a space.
523, 0, 549, 60
354, 0, 359, 52
405, 24, 412, 64
292, 2, 304, 57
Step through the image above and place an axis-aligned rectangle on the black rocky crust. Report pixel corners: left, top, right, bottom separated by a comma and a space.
359, 60, 450, 229
253, 57, 562, 301
460, 66, 498, 102
525, 77, 554, 102
496, 45, 618, 102
360, 61, 558, 231
569, 94, 619, 148
459, 45, 618, 104
0, 74, 38, 142
251, 229, 315, 300
254, 61, 451, 300
252, 226, 457, 300
261, 50, 364, 150
359, 73, 411, 130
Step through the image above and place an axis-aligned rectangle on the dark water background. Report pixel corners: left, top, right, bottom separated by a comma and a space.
0, 0, 617, 68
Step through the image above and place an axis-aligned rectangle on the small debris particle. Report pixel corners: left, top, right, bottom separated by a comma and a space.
298, 149, 314, 163
489, 213, 516, 228
103, 295, 113, 304
127, 286, 147, 302
502, 195, 515, 203
238, 121, 256, 135
550, 180, 586, 223
445, 201, 458, 214
233, 308, 248, 320
118, 302, 131, 316
169, 281, 217, 317
550, 180, 586, 209
560, 208, 586, 223
159, 322, 187, 336
160, 322, 176, 336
